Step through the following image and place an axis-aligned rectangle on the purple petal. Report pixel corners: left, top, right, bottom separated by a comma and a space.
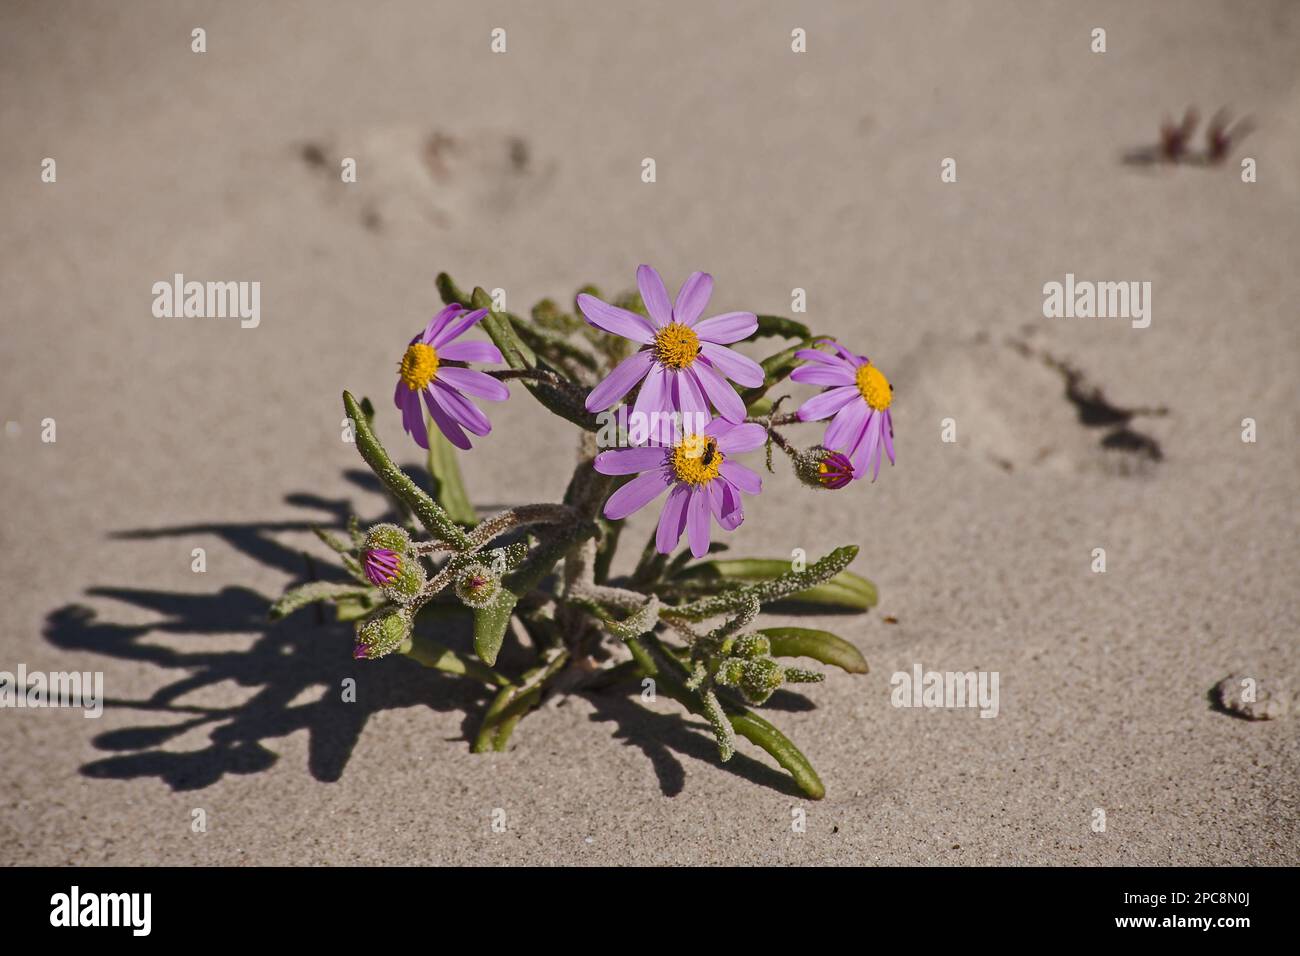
435, 366, 509, 401
694, 311, 757, 345
636, 265, 673, 328
400, 389, 430, 449
797, 385, 859, 421
670, 368, 710, 421
421, 390, 467, 447
710, 479, 745, 531
431, 308, 489, 347
578, 294, 656, 344
882, 410, 895, 465
850, 413, 882, 480
603, 470, 672, 520
823, 397, 868, 450
791, 364, 856, 387
686, 487, 712, 558
437, 340, 503, 364
593, 446, 669, 476
655, 484, 691, 554
427, 384, 489, 438
673, 272, 713, 326
422, 304, 464, 344
631, 362, 671, 433
585, 349, 654, 412
793, 348, 851, 367
719, 459, 761, 494
828, 341, 867, 366
692, 359, 746, 423
712, 421, 767, 454
699, 342, 764, 388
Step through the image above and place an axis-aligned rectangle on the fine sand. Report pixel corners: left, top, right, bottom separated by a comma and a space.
1, 0, 1297, 865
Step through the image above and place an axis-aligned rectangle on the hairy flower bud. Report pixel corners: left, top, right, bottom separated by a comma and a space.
454, 563, 500, 609
364, 523, 410, 554
380, 555, 426, 604
793, 447, 854, 490
739, 657, 785, 705
354, 606, 413, 660
715, 658, 746, 687
731, 633, 771, 660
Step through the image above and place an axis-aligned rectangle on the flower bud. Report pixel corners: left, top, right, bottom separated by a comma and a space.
793, 448, 854, 490
739, 657, 785, 705
454, 563, 500, 609
731, 633, 771, 660
715, 658, 746, 687
354, 606, 413, 660
364, 523, 410, 554
380, 555, 426, 604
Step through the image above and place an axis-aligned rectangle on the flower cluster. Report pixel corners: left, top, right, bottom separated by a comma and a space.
387, 265, 895, 555
272, 265, 892, 799
573, 266, 896, 552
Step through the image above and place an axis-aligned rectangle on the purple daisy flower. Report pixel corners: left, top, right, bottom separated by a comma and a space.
394, 304, 509, 450
791, 343, 895, 481
593, 418, 766, 558
363, 548, 401, 587
579, 265, 765, 426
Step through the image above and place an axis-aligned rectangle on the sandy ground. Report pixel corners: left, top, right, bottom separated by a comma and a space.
1, 0, 1297, 865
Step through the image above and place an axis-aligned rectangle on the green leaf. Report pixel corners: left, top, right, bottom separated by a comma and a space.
269, 581, 372, 620
468, 287, 536, 369
472, 649, 569, 752
467, 287, 600, 431
727, 708, 824, 799
334, 592, 381, 622
472, 588, 517, 666
757, 627, 868, 673
671, 555, 876, 612
402, 628, 511, 687
626, 634, 825, 799
343, 391, 471, 550
425, 420, 478, 526
663, 547, 867, 619
509, 316, 598, 375
754, 314, 812, 340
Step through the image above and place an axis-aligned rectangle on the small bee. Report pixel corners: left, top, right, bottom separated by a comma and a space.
699, 438, 719, 468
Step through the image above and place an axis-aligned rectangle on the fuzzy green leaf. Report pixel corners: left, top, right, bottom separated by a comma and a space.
269, 581, 372, 621
468, 286, 536, 369
472, 649, 568, 752
403, 628, 512, 687
666, 549, 875, 616
758, 627, 868, 673
343, 391, 472, 550
626, 634, 825, 798
472, 588, 517, 666
334, 592, 381, 622
754, 314, 812, 340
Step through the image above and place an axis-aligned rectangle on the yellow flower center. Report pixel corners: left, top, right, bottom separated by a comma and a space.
672, 434, 723, 485
653, 323, 701, 370
855, 363, 892, 411
399, 343, 440, 390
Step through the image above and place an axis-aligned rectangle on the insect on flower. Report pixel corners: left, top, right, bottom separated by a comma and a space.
593, 418, 766, 557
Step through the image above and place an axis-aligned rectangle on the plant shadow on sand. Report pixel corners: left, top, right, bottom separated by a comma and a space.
43, 469, 822, 797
